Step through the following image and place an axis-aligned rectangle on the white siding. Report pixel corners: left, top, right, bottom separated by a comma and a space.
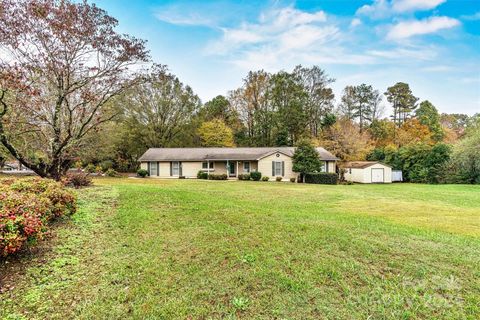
257, 153, 298, 181
344, 163, 392, 183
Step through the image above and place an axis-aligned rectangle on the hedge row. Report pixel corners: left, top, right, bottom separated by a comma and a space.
304, 173, 338, 185
0, 178, 77, 257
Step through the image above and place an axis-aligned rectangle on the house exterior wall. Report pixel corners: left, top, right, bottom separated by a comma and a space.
344, 163, 392, 183
257, 153, 298, 181
363, 163, 392, 183
141, 158, 334, 181
344, 168, 365, 183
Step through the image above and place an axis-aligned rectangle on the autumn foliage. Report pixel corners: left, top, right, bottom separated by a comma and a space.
0, 178, 76, 256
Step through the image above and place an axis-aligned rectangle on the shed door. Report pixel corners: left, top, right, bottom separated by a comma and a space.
371, 168, 384, 183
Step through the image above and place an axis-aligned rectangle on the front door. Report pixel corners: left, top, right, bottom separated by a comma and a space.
229, 161, 236, 176
371, 168, 384, 183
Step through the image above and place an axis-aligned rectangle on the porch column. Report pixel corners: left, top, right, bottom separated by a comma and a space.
207, 160, 210, 177
227, 160, 229, 177
236, 161, 239, 178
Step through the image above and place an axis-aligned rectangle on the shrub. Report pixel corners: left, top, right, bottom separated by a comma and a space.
290, 177, 296, 183
304, 173, 338, 185
137, 169, 149, 178
238, 174, 250, 180
261, 176, 269, 181
276, 176, 282, 182
0, 178, 77, 257
105, 168, 119, 177
99, 160, 114, 172
95, 165, 103, 174
197, 171, 208, 179
84, 163, 96, 173
62, 172, 93, 188
208, 173, 228, 180
179, 176, 186, 179
250, 171, 262, 181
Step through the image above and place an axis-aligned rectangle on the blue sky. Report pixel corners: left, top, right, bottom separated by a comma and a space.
94, 0, 480, 115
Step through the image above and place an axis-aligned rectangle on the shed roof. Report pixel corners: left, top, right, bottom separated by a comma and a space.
342, 161, 391, 169
138, 147, 338, 162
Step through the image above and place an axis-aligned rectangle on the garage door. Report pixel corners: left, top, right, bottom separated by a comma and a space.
371, 168, 384, 183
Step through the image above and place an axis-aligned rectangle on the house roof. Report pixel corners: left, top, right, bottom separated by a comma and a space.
342, 161, 391, 169
138, 147, 339, 162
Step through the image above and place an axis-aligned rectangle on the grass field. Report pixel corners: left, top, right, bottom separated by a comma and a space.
1, 178, 479, 319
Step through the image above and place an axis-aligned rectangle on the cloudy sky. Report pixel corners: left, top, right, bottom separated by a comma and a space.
95, 0, 480, 115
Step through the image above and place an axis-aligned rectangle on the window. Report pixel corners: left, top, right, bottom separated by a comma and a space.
274, 161, 282, 176
202, 162, 214, 170
172, 161, 180, 175
243, 161, 250, 173
320, 161, 326, 173
149, 162, 158, 176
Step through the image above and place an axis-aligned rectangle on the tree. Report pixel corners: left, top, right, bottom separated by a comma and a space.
369, 119, 395, 147
338, 86, 356, 120
293, 65, 335, 137
229, 70, 273, 146
415, 100, 444, 142
321, 118, 373, 161
0, 0, 148, 180
197, 119, 235, 147
447, 125, 480, 184
270, 71, 307, 145
292, 139, 322, 182
339, 84, 382, 131
120, 65, 201, 148
396, 119, 433, 147
385, 82, 418, 127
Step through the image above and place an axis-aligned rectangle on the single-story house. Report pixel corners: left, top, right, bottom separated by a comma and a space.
138, 147, 338, 181
342, 161, 392, 184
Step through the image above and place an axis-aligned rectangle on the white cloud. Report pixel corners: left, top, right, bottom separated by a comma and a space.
461, 11, 480, 21
357, 0, 446, 18
155, 9, 215, 27
387, 16, 460, 40
350, 18, 362, 27
206, 6, 342, 60
392, 0, 446, 12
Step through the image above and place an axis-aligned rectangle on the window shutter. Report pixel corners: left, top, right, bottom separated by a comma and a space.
272, 161, 275, 176
147, 162, 151, 175
179, 162, 183, 176
282, 161, 285, 176
170, 162, 172, 176
156, 162, 159, 176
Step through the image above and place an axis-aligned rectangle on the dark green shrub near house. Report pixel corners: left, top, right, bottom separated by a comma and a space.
250, 171, 262, 181
290, 177, 296, 183
208, 173, 228, 180
276, 176, 282, 182
262, 176, 269, 181
238, 174, 250, 180
197, 171, 208, 179
137, 169, 148, 178
305, 173, 338, 185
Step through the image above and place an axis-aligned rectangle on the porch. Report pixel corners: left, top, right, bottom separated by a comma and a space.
202, 160, 258, 178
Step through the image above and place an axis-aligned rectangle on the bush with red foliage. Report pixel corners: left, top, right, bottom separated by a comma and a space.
0, 178, 77, 257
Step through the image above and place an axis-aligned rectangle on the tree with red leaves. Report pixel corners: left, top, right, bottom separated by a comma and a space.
0, 0, 149, 180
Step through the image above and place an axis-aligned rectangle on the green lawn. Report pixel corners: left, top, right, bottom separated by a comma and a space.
1, 178, 479, 319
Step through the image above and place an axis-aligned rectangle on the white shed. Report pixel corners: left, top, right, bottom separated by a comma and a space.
343, 161, 392, 184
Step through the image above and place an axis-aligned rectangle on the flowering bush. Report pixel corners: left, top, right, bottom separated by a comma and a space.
0, 178, 77, 257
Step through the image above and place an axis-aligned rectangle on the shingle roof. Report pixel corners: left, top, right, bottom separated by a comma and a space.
342, 161, 391, 169
138, 147, 339, 162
